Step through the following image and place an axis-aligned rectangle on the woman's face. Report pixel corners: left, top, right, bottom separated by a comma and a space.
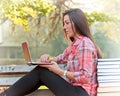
63, 15, 76, 39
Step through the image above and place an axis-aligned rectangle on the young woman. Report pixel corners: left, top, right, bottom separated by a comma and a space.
0, 8, 102, 96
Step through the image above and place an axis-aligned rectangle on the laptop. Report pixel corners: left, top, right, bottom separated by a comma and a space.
22, 41, 52, 66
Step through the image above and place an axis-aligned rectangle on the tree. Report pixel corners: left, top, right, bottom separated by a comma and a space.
0, 0, 112, 42
0, 0, 117, 58
0, 0, 56, 30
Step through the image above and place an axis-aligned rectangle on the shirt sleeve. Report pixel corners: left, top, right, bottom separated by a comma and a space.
74, 40, 97, 84
56, 47, 70, 64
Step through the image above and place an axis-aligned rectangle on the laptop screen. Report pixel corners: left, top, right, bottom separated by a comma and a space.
22, 41, 32, 63
22, 41, 52, 65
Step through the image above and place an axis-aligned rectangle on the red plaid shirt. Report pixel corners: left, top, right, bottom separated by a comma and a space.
56, 36, 98, 96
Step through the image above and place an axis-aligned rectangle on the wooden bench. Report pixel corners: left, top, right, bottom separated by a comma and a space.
0, 58, 120, 96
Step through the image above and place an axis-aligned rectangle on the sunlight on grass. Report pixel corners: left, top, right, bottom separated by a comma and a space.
38, 85, 48, 90
0, 86, 48, 90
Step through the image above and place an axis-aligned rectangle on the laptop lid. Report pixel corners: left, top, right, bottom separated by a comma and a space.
22, 41, 52, 65
22, 41, 32, 63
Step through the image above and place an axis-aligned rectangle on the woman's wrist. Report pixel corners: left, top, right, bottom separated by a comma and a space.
56, 69, 68, 78
63, 70, 67, 77
55, 69, 64, 76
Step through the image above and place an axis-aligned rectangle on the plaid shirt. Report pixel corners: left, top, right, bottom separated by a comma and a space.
56, 36, 98, 96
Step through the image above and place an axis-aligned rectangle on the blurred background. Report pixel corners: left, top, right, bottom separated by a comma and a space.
0, 0, 120, 64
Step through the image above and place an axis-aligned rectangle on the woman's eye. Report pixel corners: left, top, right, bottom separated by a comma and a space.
66, 22, 69, 25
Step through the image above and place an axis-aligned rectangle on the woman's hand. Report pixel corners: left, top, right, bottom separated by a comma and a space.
39, 54, 50, 63
39, 61, 63, 76
38, 54, 63, 75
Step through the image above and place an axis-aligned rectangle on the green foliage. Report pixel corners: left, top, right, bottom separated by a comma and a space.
94, 31, 120, 58
91, 21, 120, 58
85, 12, 112, 26
1, 0, 56, 30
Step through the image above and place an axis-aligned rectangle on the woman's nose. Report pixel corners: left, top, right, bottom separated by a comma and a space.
63, 25, 67, 30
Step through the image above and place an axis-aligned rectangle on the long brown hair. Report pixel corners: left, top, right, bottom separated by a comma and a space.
63, 8, 102, 58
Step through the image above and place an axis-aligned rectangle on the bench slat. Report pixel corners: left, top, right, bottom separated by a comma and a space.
98, 58, 120, 62
98, 75, 120, 80
99, 82, 120, 87
0, 77, 22, 86
0, 65, 35, 75
98, 62, 120, 65
97, 64, 120, 68
98, 72, 120, 77
98, 86, 120, 93
98, 69, 120, 73
0, 72, 29, 75
98, 80, 120, 83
